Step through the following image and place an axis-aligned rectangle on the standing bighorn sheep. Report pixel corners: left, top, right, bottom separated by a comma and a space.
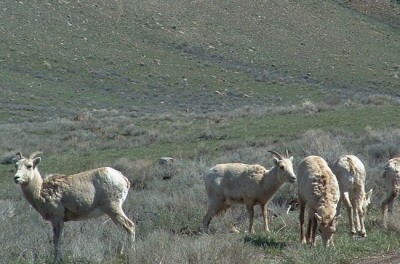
202, 151, 296, 234
381, 157, 400, 228
297, 155, 339, 247
331, 155, 372, 237
13, 152, 135, 264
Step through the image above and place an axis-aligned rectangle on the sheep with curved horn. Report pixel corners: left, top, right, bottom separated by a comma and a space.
13, 152, 135, 264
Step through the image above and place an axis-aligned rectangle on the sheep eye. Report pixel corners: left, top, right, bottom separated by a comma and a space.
279, 165, 284, 170
26, 165, 32, 169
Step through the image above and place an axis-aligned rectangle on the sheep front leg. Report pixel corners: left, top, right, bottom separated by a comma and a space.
299, 198, 306, 244
336, 196, 342, 217
306, 216, 313, 245
261, 203, 270, 233
51, 219, 64, 264
310, 215, 318, 247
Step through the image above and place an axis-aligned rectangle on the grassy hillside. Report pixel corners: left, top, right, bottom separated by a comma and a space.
1, 0, 400, 263
1, 0, 400, 121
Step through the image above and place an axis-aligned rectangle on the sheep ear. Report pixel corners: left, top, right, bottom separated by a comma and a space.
273, 157, 279, 165
315, 213, 322, 221
367, 188, 373, 197
289, 156, 294, 162
33, 157, 41, 168
365, 189, 373, 204
15, 152, 24, 160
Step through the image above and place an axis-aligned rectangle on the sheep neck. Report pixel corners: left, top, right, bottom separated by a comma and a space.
317, 202, 337, 221
20, 169, 45, 211
261, 166, 285, 199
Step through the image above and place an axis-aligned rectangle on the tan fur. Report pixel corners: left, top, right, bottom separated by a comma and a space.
348, 157, 357, 176
203, 153, 296, 234
331, 155, 372, 237
297, 156, 340, 247
381, 157, 400, 228
14, 152, 135, 264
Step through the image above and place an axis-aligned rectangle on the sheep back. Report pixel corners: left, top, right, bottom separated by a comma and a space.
383, 157, 400, 193
204, 163, 267, 202
298, 156, 339, 218
39, 167, 130, 221
332, 155, 366, 190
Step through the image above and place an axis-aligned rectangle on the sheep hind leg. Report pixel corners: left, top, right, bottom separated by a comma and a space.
202, 199, 228, 234
355, 203, 366, 237
245, 203, 255, 233
342, 192, 356, 236
105, 206, 136, 254
381, 191, 399, 228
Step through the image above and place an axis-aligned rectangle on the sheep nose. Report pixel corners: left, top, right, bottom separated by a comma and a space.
14, 175, 21, 183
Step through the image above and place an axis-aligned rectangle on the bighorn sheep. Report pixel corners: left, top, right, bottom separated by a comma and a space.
297, 155, 339, 247
381, 157, 400, 228
13, 152, 135, 264
202, 151, 296, 234
331, 155, 372, 237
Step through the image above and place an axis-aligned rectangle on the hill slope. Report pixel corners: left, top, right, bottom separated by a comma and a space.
1, 0, 399, 121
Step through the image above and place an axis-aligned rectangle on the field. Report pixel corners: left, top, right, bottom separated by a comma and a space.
1, 0, 400, 263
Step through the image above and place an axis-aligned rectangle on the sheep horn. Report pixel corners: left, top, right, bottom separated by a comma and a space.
29, 151, 43, 159
268, 150, 283, 160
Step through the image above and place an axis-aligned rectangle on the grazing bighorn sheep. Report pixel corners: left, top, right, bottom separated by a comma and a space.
13, 152, 135, 264
202, 151, 296, 234
297, 155, 339, 247
331, 155, 372, 237
381, 157, 400, 228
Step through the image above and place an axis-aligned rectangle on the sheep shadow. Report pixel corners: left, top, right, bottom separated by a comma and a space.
243, 234, 287, 250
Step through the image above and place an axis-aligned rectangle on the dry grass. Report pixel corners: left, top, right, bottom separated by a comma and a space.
1, 120, 400, 263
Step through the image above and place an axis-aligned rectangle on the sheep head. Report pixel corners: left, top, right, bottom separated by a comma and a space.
362, 189, 373, 212
14, 151, 42, 185
268, 150, 296, 183
315, 213, 337, 247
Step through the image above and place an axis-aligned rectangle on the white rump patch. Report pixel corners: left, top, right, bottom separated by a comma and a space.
120, 189, 128, 204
